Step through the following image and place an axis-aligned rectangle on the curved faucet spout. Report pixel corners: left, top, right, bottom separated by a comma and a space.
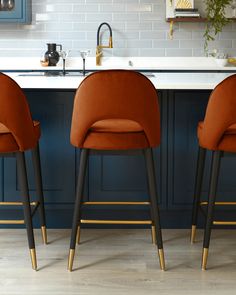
97, 22, 113, 47
96, 22, 113, 66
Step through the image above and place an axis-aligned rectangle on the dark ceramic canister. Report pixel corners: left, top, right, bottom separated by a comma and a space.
44, 43, 62, 66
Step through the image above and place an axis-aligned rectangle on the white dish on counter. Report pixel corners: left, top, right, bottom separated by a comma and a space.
215, 58, 228, 67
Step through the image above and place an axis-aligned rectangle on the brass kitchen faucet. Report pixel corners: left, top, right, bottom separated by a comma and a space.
96, 22, 113, 66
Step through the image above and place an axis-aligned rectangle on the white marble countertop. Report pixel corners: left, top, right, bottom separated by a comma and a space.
2, 56, 235, 90
6, 72, 235, 90
1, 56, 236, 71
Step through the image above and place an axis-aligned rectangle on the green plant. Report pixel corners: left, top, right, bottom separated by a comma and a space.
204, 0, 232, 52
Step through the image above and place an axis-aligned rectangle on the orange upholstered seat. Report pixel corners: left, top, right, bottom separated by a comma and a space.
70, 70, 160, 150
0, 121, 40, 153
0, 73, 40, 153
198, 121, 236, 153
197, 74, 236, 152
83, 119, 148, 150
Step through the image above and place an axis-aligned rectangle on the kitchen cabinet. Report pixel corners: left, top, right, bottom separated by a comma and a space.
2, 88, 236, 228
0, 0, 31, 23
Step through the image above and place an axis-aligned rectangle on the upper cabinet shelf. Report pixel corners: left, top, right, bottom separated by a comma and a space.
166, 17, 206, 22
0, 0, 31, 23
166, 0, 235, 38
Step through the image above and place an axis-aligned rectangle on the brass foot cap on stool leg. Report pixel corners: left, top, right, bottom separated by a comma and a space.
151, 225, 157, 245
76, 226, 81, 245
41, 226, 48, 245
30, 249, 37, 271
190, 225, 196, 244
158, 249, 165, 271
201, 248, 209, 270
68, 249, 75, 272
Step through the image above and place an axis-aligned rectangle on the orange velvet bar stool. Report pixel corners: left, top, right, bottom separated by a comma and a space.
191, 74, 236, 270
68, 70, 165, 271
0, 73, 47, 270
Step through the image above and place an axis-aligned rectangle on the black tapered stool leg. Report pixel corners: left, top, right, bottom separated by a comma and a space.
202, 150, 221, 270
191, 146, 206, 243
16, 152, 37, 270
150, 206, 157, 245
31, 143, 47, 244
143, 150, 157, 245
68, 148, 88, 271
144, 148, 165, 270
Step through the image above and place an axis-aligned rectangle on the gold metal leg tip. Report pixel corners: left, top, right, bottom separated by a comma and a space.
68, 249, 75, 272
41, 226, 48, 245
201, 248, 209, 271
190, 225, 196, 244
30, 249, 37, 270
158, 249, 165, 271
151, 226, 157, 245
76, 226, 81, 245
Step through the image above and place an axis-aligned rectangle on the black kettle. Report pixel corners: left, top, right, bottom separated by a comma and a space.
44, 43, 62, 66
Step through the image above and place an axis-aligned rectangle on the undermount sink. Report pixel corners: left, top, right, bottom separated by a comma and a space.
17, 71, 155, 78
18, 71, 90, 77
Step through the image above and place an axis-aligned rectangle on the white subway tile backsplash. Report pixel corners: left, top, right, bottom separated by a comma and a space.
0, 0, 235, 57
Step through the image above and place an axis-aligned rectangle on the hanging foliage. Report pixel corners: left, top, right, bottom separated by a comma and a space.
204, 0, 232, 51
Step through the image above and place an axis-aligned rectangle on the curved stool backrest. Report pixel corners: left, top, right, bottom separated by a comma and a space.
70, 70, 160, 148
0, 73, 37, 151
199, 74, 236, 150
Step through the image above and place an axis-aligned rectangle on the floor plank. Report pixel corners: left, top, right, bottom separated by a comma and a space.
0, 229, 236, 295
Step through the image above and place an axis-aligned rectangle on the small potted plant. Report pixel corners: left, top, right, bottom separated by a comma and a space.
204, 0, 233, 52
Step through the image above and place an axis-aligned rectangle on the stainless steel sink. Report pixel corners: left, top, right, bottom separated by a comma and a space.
18, 71, 90, 77
17, 71, 155, 78
140, 72, 155, 77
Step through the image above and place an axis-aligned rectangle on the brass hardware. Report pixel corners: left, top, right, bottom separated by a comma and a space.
80, 219, 152, 225
201, 248, 209, 270
68, 249, 75, 272
30, 249, 37, 271
169, 20, 174, 39
200, 201, 236, 206
0, 201, 39, 225
158, 249, 165, 271
41, 226, 47, 245
96, 48, 103, 66
190, 225, 196, 244
96, 22, 113, 66
76, 226, 81, 244
151, 225, 157, 244
0, 220, 24, 225
0, 201, 38, 206
82, 201, 150, 205
213, 221, 236, 225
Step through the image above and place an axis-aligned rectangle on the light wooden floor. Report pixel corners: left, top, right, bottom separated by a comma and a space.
0, 229, 236, 295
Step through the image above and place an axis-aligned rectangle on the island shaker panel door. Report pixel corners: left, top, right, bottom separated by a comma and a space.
3, 91, 76, 207
168, 90, 210, 210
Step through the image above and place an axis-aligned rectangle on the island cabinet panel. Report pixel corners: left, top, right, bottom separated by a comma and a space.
3, 88, 236, 228
3, 91, 76, 208
167, 90, 210, 210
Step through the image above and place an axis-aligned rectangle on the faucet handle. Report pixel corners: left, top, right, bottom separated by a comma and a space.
109, 37, 113, 48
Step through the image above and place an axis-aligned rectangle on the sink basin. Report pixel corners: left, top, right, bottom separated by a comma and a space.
140, 72, 155, 78
17, 71, 155, 78
18, 71, 90, 77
